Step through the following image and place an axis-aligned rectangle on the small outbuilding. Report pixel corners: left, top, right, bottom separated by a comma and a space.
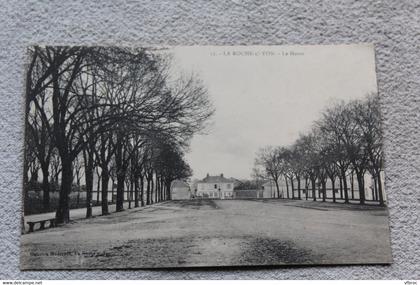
261, 180, 278, 198
171, 180, 191, 200
233, 189, 264, 199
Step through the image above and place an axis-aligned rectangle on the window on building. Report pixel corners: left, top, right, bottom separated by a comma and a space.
227, 184, 231, 189
214, 184, 217, 189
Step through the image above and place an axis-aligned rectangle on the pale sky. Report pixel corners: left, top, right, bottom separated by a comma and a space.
168, 44, 378, 180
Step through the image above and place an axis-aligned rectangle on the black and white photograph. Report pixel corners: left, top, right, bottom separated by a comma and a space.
20, 44, 392, 269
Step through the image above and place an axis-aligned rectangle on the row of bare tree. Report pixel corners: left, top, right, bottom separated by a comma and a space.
24, 46, 214, 224
254, 94, 385, 206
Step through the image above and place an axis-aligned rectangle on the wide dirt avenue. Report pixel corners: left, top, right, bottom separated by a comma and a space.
21, 199, 392, 269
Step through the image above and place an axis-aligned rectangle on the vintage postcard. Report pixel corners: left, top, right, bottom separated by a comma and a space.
21, 44, 392, 269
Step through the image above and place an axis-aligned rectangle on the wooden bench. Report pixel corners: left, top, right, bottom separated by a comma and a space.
27, 218, 56, 233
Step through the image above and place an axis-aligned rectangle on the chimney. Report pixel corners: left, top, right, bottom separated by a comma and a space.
206, 173, 209, 178
220, 173, 224, 177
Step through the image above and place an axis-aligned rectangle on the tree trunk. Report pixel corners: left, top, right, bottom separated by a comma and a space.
128, 180, 132, 209
55, 159, 72, 224
158, 177, 163, 201
146, 177, 151, 205
85, 158, 94, 218
77, 181, 80, 207
41, 163, 50, 211
30, 162, 38, 183
305, 177, 309, 200
111, 178, 115, 203
290, 177, 295, 199
162, 182, 165, 201
134, 176, 139, 208
115, 133, 125, 211
154, 177, 158, 203
156, 176, 161, 202
351, 171, 355, 200
156, 177, 159, 202
330, 177, 336, 203
296, 175, 301, 199
101, 169, 109, 215
339, 177, 343, 199
150, 174, 156, 204
376, 170, 384, 206
311, 177, 316, 201
140, 175, 145, 206
372, 176, 377, 201
54, 169, 59, 186
166, 180, 172, 200
161, 178, 165, 201
274, 179, 280, 199
130, 178, 134, 207
322, 180, 326, 202
23, 154, 29, 188
116, 173, 125, 212
96, 173, 101, 204
341, 168, 349, 203
356, 170, 365, 205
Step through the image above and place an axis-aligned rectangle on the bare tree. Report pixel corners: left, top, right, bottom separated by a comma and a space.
254, 146, 286, 199
50, 150, 61, 186
26, 60, 56, 210
25, 137, 40, 184
290, 145, 305, 200
94, 132, 115, 215
294, 133, 320, 201
317, 102, 353, 203
353, 93, 385, 205
73, 155, 85, 208
255, 94, 385, 206
24, 46, 214, 223
318, 134, 340, 203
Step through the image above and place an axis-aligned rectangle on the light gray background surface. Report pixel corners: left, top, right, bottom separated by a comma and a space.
0, 0, 419, 279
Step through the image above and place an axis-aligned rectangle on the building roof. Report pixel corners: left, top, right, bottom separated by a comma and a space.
171, 180, 190, 188
230, 177, 243, 186
197, 174, 235, 184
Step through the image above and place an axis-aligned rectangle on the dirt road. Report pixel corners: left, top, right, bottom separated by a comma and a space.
20, 199, 392, 269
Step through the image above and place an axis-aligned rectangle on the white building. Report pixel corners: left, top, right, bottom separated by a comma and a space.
195, 174, 235, 199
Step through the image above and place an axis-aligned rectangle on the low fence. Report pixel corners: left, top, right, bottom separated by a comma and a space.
24, 190, 102, 215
